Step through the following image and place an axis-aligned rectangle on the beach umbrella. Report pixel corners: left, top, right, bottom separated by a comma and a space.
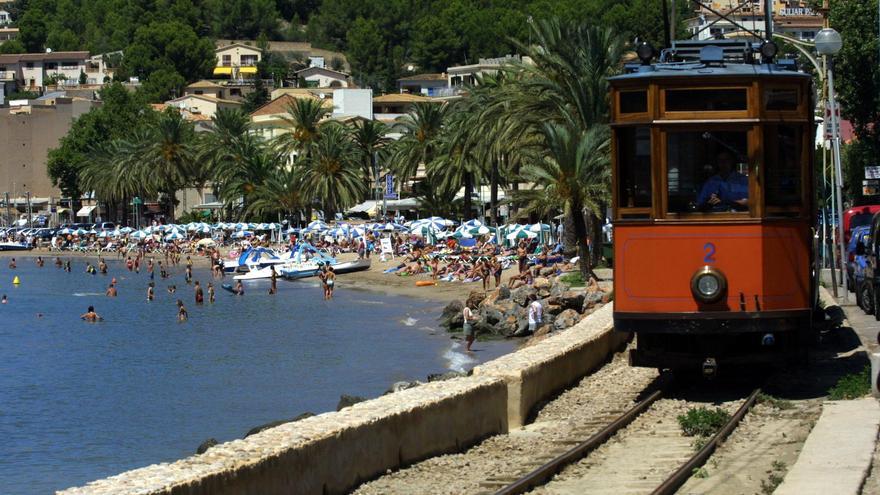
97, 230, 110, 238
232, 230, 254, 239
131, 230, 148, 239
507, 228, 537, 241
381, 222, 406, 231
307, 220, 329, 231
411, 218, 446, 231
350, 226, 366, 238
462, 219, 483, 229
74, 228, 86, 236
119, 226, 134, 233
196, 238, 216, 248
59, 227, 74, 235
164, 231, 185, 241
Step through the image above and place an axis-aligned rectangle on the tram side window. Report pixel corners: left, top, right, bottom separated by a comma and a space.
764, 124, 803, 210
666, 131, 750, 213
617, 127, 652, 210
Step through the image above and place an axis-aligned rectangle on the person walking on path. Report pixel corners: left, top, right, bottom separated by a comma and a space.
463, 300, 478, 352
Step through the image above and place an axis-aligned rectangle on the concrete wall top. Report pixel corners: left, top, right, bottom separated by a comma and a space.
58, 375, 506, 495
474, 303, 613, 379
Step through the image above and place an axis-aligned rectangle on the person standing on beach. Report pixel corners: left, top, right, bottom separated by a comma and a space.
207, 282, 215, 303
462, 301, 477, 352
147, 283, 154, 301
65, 260, 71, 272
269, 266, 277, 295
185, 265, 193, 284
177, 300, 188, 322
194, 280, 204, 304
318, 265, 328, 299
98, 258, 108, 274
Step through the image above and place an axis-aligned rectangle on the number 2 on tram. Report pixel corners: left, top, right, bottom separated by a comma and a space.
610, 41, 817, 373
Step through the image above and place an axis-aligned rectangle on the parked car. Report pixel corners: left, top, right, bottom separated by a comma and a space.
848, 225, 871, 296
844, 205, 880, 244
95, 222, 116, 231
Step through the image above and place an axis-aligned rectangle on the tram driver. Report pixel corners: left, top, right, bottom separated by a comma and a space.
697, 150, 748, 211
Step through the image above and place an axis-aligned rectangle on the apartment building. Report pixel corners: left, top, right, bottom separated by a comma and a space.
0, 51, 89, 91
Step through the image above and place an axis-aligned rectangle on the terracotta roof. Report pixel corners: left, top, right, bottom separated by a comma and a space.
398, 73, 447, 82
372, 93, 434, 104
251, 93, 333, 117
20, 51, 89, 61
150, 104, 168, 112
186, 80, 224, 89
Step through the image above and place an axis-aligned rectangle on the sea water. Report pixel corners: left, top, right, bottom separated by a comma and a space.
0, 258, 516, 494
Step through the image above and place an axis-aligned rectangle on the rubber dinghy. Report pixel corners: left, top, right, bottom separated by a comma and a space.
0, 242, 32, 251
233, 266, 279, 281
331, 258, 371, 274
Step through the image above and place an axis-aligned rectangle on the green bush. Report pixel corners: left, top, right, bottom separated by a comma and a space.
828, 365, 872, 400
757, 392, 794, 410
677, 407, 731, 437
559, 272, 585, 287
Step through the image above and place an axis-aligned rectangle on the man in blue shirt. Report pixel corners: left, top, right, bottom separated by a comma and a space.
697, 151, 749, 211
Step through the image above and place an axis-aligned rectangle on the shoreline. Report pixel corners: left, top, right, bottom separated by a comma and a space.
0, 249, 493, 303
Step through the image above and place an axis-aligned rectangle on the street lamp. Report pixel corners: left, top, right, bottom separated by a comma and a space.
815, 28, 848, 300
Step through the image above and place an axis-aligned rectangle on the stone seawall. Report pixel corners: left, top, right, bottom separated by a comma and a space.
59, 303, 624, 495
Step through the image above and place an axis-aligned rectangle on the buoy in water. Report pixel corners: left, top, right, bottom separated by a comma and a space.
12, 276, 20, 285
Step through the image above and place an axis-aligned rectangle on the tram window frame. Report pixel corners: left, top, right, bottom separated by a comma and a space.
661, 127, 755, 219
763, 86, 801, 113
615, 126, 653, 219
763, 123, 807, 216
660, 85, 752, 119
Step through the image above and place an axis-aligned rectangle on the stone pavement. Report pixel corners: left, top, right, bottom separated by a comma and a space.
775, 399, 880, 495
775, 290, 880, 495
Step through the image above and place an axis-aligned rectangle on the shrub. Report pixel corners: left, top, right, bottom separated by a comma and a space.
677, 407, 731, 437
828, 365, 872, 400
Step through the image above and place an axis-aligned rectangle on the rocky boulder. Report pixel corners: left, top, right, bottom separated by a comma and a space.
561, 290, 586, 311
244, 412, 315, 438
512, 286, 537, 307
441, 300, 464, 329
384, 381, 422, 395
582, 291, 605, 312
427, 370, 468, 382
196, 438, 219, 454
554, 309, 581, 331
466, 290, 487, 308
337, 394, 366, 411
534, 277, 552, 290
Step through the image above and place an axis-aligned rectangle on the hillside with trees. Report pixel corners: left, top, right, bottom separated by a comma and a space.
4, 0, 682, 96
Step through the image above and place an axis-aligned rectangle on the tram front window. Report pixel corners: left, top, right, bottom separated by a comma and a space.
617, 126, 652, 211
666, 131, 749, 214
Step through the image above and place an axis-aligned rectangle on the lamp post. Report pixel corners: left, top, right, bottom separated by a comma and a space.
815, 27, 847, 300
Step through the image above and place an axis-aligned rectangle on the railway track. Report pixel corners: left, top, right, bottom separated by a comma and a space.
494, 388, 761, 495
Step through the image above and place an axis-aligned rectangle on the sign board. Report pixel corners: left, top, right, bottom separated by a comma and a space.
865, 167, 880, 180
383, 193, 399, 200
385, 174, 394, 196
825, 103, 841, 139
380, 237, 393, 255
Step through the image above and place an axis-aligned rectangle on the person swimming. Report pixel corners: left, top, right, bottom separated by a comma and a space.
81, 305, 102, 322
106, 283, 117, 297
167, 285, 176, 294
234, 280, 244, 295
147, 283, 154, 301
177, 299, 188, 322
1, 295, 7, 304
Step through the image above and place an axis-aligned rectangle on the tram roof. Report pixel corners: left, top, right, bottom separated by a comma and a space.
609, 62, 811, 82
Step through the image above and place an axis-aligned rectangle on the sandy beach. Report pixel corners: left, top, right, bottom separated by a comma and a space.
0, 249, 505, 303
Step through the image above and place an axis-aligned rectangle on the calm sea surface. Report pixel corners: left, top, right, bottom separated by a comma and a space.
0, 257, 516, 494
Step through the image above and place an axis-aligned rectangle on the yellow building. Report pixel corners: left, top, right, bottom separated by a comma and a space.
213, 43, 261, 79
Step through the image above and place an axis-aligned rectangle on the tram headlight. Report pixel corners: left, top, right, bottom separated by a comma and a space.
636, 42, 655, 65
760, 41, 779, 61
691, 266, 727, 304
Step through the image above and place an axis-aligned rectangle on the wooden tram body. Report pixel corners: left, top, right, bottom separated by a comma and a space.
610, 41, 817, 371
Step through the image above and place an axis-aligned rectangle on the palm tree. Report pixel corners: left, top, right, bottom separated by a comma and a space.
244, 153, 306, 221
350, 119, 390, 201
389, 101, 447, 188
195, 108, 252, 209
299, 123, 366, 221
139, 109, 197, 220
272, 97, 331, 223
517, 123, 610, 280
273, 97, 331, 158
213, 134, 274, 218
425, 101, 484, 219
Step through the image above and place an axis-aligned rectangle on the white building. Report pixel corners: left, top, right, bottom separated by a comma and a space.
295, 66, 350, 89
0, 9, 11, 26
0, 51, 89, 91
687, 1, 823, 42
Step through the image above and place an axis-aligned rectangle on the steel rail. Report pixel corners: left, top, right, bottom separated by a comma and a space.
651, 388, 761, 495
494, 389, 664, 495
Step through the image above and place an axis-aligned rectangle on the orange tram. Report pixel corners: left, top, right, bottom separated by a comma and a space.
610, 40, 818, 373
